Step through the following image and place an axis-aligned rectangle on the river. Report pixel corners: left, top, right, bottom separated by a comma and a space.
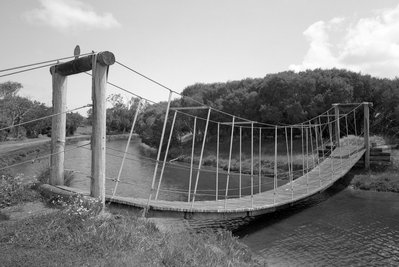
237, 183, 399, 266
12, 138, 399, 266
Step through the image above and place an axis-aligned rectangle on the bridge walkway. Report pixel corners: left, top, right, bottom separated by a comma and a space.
100, 144, 365, 214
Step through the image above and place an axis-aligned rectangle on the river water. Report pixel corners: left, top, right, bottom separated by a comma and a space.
12, 138, 399, 266
14, 138, 260, 201
238, 183, 399, 266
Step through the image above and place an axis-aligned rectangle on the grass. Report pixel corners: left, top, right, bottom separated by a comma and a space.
351, 147, 399, 193
351, 172, 399, 193
36, 166, 76, 187
0, 193, 260, 266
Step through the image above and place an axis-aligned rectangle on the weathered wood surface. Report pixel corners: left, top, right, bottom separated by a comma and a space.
90, 60, 108, 204
50, 72, 67, 185
50, 51, 115, 76
356, 146, 392, 166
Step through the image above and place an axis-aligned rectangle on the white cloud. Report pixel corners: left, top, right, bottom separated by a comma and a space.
24, 0, 121, 31
290, 5, 399, 78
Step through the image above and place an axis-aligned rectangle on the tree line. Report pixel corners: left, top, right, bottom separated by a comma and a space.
0, 81, 84, 141
126, 68, 399, 147
4, 68, 398, 145
97, 68, 399, 148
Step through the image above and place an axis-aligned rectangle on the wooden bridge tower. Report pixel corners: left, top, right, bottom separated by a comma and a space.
333, 102, 372, 170
49, 51, 115, 206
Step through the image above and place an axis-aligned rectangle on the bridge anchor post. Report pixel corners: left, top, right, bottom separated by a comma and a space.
333, 104, 340, 147
363, 102, 371, 170
50, 72, 67, 185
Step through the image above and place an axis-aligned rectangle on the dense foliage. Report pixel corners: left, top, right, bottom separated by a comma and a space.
87, 94, 144, 135
180, 69, 398, 132
61, 69, 399, 147
0, 81, 84, 141
113, 69, 394, 148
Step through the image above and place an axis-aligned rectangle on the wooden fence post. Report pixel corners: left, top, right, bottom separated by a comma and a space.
50, 72, 67, 185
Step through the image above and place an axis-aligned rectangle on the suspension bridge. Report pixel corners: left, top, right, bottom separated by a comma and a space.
0, 50, 377, 229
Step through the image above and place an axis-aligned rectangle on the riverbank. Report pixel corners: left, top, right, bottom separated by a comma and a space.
0, 134, 260, 265
0, 176, 260, 266
351, 147, 399, 193
0, 133, 131, 173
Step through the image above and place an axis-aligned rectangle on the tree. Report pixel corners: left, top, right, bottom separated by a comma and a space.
66, 112, 84, 136
0, 81, 22, 99
0, 81, 52, 140
1, 95, 34, 138
22, 102, 52, 138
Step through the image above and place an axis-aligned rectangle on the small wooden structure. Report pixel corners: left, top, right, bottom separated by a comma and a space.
49, 51, 115, 206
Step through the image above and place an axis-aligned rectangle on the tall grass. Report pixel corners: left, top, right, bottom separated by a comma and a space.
0, 194, 260, 266
351, 172, 399, 193
36, 166, 76, 186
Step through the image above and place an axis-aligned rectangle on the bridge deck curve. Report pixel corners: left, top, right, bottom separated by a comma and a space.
101, 144, 365, 214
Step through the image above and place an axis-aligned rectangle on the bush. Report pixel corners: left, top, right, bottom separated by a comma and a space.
0, 173, 39, 208
203, 155, 217, 166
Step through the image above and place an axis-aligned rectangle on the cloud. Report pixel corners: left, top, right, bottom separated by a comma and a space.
290, 5, 399, 78
24, 0, 121, 31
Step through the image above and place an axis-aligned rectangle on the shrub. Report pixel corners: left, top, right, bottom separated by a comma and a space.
0, 173, 39, 208
203, 155, 217, 166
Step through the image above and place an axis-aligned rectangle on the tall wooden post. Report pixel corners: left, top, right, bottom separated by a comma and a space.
333, 103, 340, 147
50, 73, 67, 185
363, 102, 371, 170
91, 59, 108, 203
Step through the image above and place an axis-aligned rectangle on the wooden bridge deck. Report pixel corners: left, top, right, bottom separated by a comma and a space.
100, 144, 365, 214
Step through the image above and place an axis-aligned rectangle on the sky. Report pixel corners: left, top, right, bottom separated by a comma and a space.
1, 0, 399, 115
